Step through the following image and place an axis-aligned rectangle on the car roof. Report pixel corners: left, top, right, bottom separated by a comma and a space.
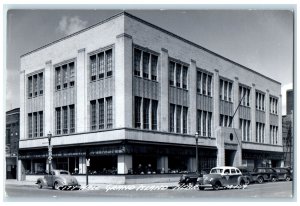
211, 166, 240, 170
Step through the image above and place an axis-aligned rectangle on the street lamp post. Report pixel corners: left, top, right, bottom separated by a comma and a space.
47, 132, 52, 174
195, 132, 199, 173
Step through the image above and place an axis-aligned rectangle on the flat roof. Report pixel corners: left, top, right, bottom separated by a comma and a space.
20, 11, 281, 85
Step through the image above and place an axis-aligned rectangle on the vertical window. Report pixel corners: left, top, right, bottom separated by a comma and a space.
151, 100, 158, 130
143, 98, 150, 129
197, 110, 202, 134
33, 112, 38, 137
202, 73, 207, 95
56, 67, 62, 90
169, 61, 175, 86
224, 81, 228, 101
151, 55, 158, 81
197, 72, 201, 93
33, 75, 38, 97
62, 106, 68, 134
176, 64, 181, 87
219, 79, 223, 100
98, 52, 105, 79
28, 114, 32, 138
39, 111, 43, 137
69, 105, 75, 133
202, 111, 207, 136
56, 108, 61, 135
134, 49, 141, 76
176, 106, 181, 133
62, 65, 68, 88
183, 107, 188, 134
106, 49, 113, 77
142, 52, 150, 79
90, 101, 97, 130
69, 63, 75, 87
220, 114, 223, 127
182, 66, 188, 89
169, 104, 175, 132
98, 99, 105, 129
228, 82, 232, 102
39, 73, 43, 95
207, 75, 212, 96
135, 97, 142, 128
28, 76, 33, 98
90, 55, 97, 81
106, 97, 113, 128
208, 112, 212, 137
262, 95, 265, 111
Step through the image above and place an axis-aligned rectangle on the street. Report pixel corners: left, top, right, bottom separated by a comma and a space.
4, 181, 293, 201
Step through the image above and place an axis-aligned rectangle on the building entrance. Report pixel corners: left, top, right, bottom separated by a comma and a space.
225, 150, 236, 166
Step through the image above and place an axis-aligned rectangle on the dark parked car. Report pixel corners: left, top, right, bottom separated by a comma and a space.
178, 169, 210, 187
273, 167, 292, 181
251, 167, 279, 184
237, 167, 254, 185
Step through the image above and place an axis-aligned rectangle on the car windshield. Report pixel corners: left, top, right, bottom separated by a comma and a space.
210, 169, 223, 174
60, 171, 69, 175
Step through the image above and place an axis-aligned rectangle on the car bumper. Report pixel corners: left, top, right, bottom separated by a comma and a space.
198, 184, 213, 188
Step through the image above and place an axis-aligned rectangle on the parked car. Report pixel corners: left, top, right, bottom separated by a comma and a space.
36, 170, 80, 190
273, 167, 292, 181
237, 167, 254, 185
250, 167, 279, 184
178, 169, 210, 187
197, 166, 247, 190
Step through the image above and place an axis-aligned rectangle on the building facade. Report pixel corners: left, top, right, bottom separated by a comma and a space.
6, 108, 20, 179
18, 12, 283, 181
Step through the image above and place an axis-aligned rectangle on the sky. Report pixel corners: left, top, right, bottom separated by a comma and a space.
5, 9, 294, 114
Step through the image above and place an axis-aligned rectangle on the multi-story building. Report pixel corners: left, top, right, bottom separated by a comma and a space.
18, 12, 284, 181
6, 108, 20, 179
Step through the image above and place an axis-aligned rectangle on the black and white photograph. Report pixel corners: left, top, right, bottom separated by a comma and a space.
2, 3, 296, 203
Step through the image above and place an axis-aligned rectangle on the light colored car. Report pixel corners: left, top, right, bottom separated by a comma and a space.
36, 170, 80, 190
197, 166, 247, 190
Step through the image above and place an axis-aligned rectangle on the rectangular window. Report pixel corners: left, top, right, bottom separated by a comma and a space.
69, 105, 75, 133
56, 67, 62, 90
98, 99, 105, 129
228, 82, 232, 102
134, 49, 142, 76
28, 113, 32, 138
142, 52, 150, 79
28, 76, 33, 98
39, 73, 43, 95
176, 105, 181, 133
90, 100, 97, 130
182, 66, 188, 89
207, 75, 212, 96
33, 112, 38, 137
151, 100, 158, 130
98, 52, 105, 79
106, 49, 113, 77
90, 55, 97, 81
62, 64, 68, 88
56, 108, 61, 135
202, 73, 207, 95
106, 97, 113, 128
169, 61, 175, 86
39, 111, 43, 137
219, 79, 223, 100
33, 75, 38, 97
197, 72, 201, 93
143, 98, 150, 129
176, 63, 181, 87
169, 104, 175, 132
183, 107, 188, 134
224, 81, 228, 101
135, 97, 142, 128
62, 106, 68, 134
208, 112, 212, 137
197, 110, 202, 134
69, 62, 75, 87
202, 111, 207, 136
151, 55, 158, 81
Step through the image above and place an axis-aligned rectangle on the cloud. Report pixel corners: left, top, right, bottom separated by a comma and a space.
56, 16, 88, 36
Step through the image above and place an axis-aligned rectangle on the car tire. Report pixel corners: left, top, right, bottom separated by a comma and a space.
271, 177, 277, 182
257, 177, 264, 184
54, 182, 62, 190
212, 182, 221, 190
188, 182, 195, 187
37, 182, 43, 189
245, 178, 250, 185
285, 176, 291, 181
239, 180, 245, 189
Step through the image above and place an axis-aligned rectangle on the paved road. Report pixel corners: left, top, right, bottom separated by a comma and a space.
4, 181, 293, 201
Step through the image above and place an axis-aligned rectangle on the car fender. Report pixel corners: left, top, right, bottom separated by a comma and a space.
36, 177, 47, 186
53, 177, 66, 187
237, 176, 246, 185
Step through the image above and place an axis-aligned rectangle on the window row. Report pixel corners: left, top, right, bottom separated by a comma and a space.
90, 48, 113, 81
90, 97, 113, 131
134, 48, 158, 81
239, 86, 250, 107
197, 110, 212, 137
270, 125, 278, 145
270, 97, 278, 115
219, 114, 233, 127
219, 79, 233, 102
134, 97, 158, 130
28, 111, 43, 138
28, 73, 43, 98
169, 61, 188, 89
55, 62, 75, 90
240, 119, 250, 141
256, 92, 265, 111
55, 105, 75, 135
169, 104, 188, 134
197, 70, 212, 96
256, 122, 265, 143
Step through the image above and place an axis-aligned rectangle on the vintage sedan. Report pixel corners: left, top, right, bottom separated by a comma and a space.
197, 166, 247, 190
36, 170, 80, 190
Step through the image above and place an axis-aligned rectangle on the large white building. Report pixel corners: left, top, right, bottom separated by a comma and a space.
18, 12, 283, 182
